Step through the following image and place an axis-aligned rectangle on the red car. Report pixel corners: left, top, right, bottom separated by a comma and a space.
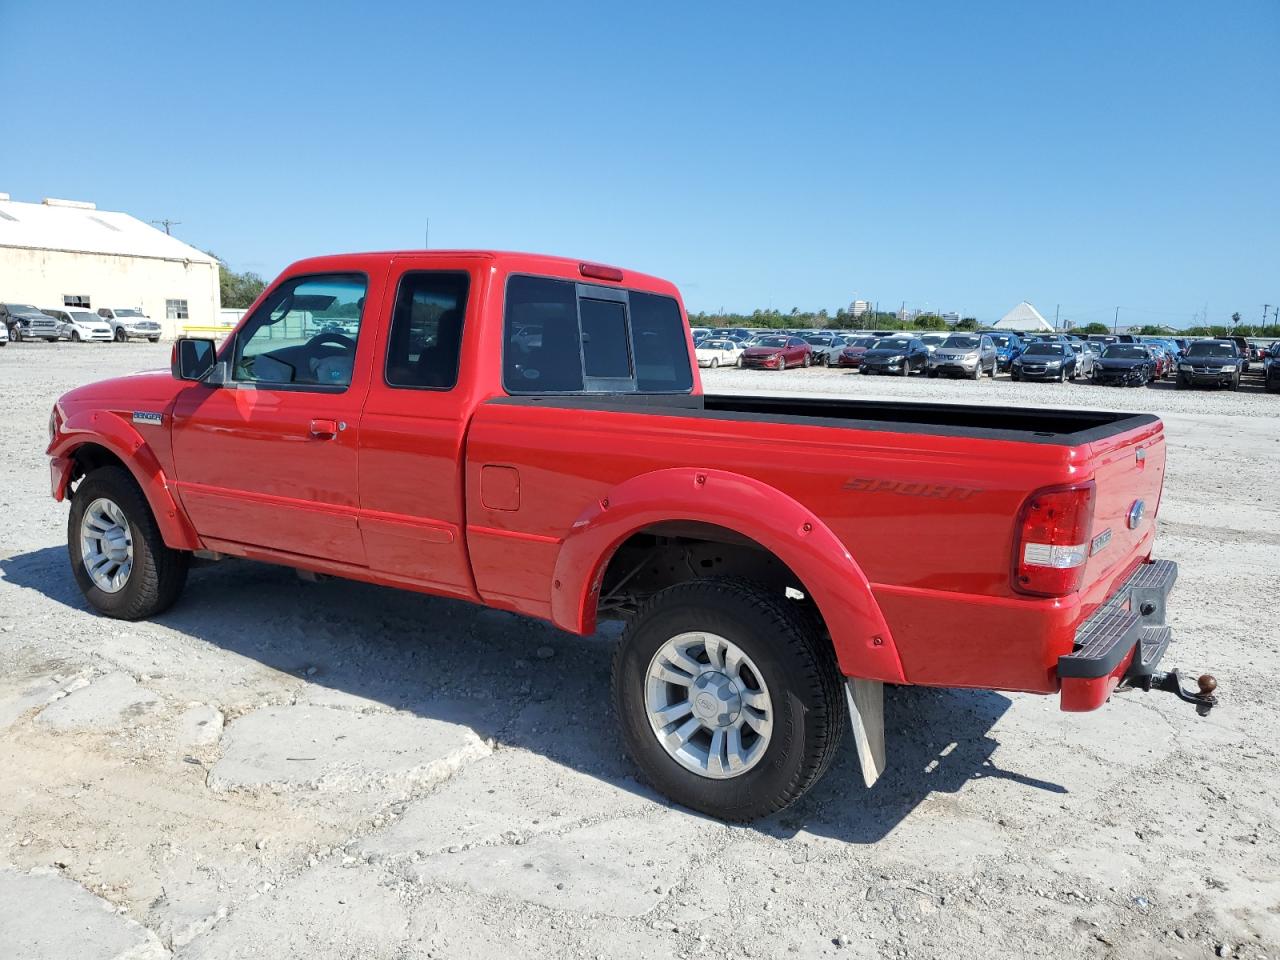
46, 250, 1213, 821
836, 335, 879, 368
740, 334, 812, 370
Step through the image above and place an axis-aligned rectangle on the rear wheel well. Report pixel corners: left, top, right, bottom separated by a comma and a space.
597, 522, 823, 629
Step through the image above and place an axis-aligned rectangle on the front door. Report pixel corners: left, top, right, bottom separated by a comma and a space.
170, 269, 382, 563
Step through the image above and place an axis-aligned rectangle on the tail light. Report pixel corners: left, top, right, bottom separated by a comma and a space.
1012, 481, 1096, 597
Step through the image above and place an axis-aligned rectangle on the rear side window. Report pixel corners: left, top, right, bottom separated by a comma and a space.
503, 276, 692, 394
385, 271, 470, 390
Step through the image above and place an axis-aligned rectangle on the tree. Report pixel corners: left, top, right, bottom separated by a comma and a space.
913, 314, 949, 330
1231, 312, 1241, 328
207, 251, 267, 309
1081, 322, 1111, 335
954, 318, 979, 331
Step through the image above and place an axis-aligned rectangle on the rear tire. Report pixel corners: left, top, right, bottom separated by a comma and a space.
68, 466, 189, 620
709, 358, 718, 369
114, 328, 127, 342
148, 337, 160, 343
611, 577, 844, 821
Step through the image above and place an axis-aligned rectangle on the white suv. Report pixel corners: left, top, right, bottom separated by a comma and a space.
42, 308, 114, 343
98, 307, 162, 342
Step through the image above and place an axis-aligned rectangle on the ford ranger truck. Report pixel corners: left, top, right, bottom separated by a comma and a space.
46, 251, 1212, 821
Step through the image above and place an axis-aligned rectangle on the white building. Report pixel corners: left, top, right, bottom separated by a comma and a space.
850, 299, 872, 318
990, 301, 1054, 333
0, 194, 220, 338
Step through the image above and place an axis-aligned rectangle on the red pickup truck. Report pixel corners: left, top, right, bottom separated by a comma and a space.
47, 250, 1209, 820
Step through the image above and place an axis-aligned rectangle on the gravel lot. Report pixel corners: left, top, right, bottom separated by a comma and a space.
1, 341, 1277, 960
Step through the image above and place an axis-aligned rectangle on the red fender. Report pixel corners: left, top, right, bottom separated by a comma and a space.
550, 467, 905, 683
49, 410, 201, 551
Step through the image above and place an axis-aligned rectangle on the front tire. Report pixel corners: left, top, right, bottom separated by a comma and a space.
114, 328, 127, 342
709, 358, 718, 369
611, 578, 844, 821
68, 466, 189, 620
71, 331, 81, 343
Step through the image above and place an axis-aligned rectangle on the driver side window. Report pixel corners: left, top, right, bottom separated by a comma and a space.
233, 274, 368, 389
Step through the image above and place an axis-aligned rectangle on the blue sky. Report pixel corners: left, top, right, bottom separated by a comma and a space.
3, 0, 1276, 326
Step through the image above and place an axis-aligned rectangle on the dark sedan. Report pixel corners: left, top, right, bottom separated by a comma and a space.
740, 335, 812, 370
859, 336, 929, 376
1176, 340, 1242, 390
1092, 344, 1155, 387
1010, 342, 1077, 382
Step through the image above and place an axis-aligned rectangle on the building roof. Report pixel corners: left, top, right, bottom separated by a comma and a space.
0, 196, 217, 265
990, 301, 1054, 332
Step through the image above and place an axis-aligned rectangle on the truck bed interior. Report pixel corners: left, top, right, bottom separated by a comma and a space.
490, 394, 1159, 444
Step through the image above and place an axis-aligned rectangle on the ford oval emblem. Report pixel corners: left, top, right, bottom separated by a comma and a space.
1127, 499, 1146, 529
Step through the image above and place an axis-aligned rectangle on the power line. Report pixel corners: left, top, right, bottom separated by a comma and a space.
150, 218, 181, 235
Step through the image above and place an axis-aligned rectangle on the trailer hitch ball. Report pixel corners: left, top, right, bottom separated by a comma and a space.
1132, 669, 1219, 717
1197, 674, 1217, 696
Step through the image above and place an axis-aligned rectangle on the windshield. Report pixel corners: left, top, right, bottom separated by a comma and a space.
67, 310, 100, 323
1103, 345, 1148, 359
875, 338, 910, 350
804, 336, 832, 346
701, 340, 732, 349
921, 335, 947, 346
989, 335, 1013, 347
113, 308, 145, 318
848, 337, 877, 349
1024, 344, 1066, 356
942, 335, 979, 349
756, 336, 788, 348
5, 304, 43, 316
1186, 342, 1236, 359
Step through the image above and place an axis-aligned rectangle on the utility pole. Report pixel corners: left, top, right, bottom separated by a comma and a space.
1264, 304, 1270, 326
1113, 306, 1120, 335
1054, 304, 1060, 332
424, 219, 430, 249
151, 218, 181, 235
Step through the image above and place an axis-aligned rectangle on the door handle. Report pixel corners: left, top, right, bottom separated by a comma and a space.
309, 418, 340, 439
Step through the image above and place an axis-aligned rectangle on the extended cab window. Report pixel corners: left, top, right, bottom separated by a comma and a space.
233, 274, 367, 389
385, 271, 469, 390
502, 276, 693, 395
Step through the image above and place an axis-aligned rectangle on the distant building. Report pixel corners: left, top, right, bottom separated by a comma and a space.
0, 194, 220, 338
990, 301, 1054, 333
940, 311, 960, 325
851, 299, 872, 318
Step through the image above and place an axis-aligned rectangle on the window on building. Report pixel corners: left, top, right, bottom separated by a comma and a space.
63, 295, 91, 308
166, 299, 189, 321
385, 271, 470, 390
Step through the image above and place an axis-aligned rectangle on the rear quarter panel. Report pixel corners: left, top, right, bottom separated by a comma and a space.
463, 401, 1157, 693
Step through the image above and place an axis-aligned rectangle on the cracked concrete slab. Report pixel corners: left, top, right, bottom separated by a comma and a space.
173, 864, 410, 960
207, 704, 491, 793
0, 867, 169, 960
35, 672, 160, 732
175, 704, 223, 747
358, 748, 660, 860
411, 811, 712, 917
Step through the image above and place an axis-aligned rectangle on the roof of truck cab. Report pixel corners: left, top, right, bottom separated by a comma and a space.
279, 251, 681, 296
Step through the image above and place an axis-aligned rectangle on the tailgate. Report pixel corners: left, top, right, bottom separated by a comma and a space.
1081, 420, 1167, 598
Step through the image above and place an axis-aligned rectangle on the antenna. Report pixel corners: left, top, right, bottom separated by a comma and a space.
151, 218, 182, 235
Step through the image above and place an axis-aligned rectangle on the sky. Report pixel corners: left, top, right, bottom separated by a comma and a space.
2, 0, 1276, 327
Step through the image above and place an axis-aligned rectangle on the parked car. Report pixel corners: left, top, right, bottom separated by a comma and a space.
1222, 336, 1252, 373
1011, 342, 1077, 382
1176, 339, 1242, 390
803, 334, 847, 366
690, 327, 712, 345
0, 319, 7, 346
47, 248, 1199, 821
1092, 344, 1156, 387
860, 336, 929, 376
918, 334, 948, 356
0, 302, 61, 342
43, 308, 114, 343
927, 333, 997, 379
835, 336, 878, 368
97, 307, 163, 342
1070, 342, 1099, 379
1265, 351, 1280, 393
694, 338, 745, 369
985, 332, 1024, 371
740, 334, 812, 370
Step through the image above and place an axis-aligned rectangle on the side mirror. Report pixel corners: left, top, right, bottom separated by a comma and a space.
172, 337, 217, 381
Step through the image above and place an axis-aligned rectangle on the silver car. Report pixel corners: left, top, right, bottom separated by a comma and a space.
1072, 342, 1100, 378
802, 334, 847, 366
927, 333, 997, 379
